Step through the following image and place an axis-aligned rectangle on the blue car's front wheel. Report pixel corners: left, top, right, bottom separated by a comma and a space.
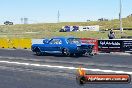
36, 51, 42, 56
34, 47, 42, 56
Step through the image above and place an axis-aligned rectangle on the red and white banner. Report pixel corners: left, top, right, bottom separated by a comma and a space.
81, 38, 98, 54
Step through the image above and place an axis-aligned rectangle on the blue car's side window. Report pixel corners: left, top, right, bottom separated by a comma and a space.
49, 39, 62, 44
67, 38, 81, 44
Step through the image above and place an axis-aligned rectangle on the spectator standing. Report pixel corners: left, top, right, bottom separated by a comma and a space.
108, 29, 116, 39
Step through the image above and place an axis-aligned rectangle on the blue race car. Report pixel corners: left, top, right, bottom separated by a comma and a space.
31, 37, 94, 56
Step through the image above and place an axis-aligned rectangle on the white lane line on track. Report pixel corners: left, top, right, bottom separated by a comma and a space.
0, 60, 132, 74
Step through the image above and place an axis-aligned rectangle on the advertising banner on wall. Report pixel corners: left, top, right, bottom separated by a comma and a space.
122, 40, 132, 52
98, 40, 123, 52
98, 39, 132, 53
79, 25, 99, 31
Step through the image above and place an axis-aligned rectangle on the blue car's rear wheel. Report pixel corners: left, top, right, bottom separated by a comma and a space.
62, 48, 71, 56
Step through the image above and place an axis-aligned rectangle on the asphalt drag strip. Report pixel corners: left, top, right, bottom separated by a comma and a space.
0, 60, 132, 75
0, 58, 131, 88
0, 49, 132, 88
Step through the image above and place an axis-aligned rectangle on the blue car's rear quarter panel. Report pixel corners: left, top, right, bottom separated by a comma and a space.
65, 44, 78, 53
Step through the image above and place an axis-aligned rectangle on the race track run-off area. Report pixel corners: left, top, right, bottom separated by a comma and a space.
0, 49, 131, 88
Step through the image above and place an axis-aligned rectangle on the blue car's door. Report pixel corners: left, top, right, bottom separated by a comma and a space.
45, 39, 63, 53
39, 44, 50, 51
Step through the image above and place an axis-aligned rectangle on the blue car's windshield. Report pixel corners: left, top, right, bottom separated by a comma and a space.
67, 38, 82, 44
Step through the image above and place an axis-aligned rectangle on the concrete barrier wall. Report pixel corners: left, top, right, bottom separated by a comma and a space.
0, 38, 32, 49
0, 38, 43, 49
0, 38, 10, 48
20, 39, 32, 49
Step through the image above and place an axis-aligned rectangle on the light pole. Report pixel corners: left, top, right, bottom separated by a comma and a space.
119, 0, 123, 32
57, 10, 60, 23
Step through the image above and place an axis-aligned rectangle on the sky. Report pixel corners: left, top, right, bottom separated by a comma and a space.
0, 0, 132, 24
